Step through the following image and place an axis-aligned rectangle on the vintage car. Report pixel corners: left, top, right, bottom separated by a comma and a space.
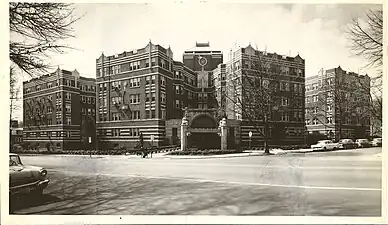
338, 139, 358, 149
355, 139, 371, 148
311, 140, 341, 150
9, 153, 49, 196
371, 138, 382, 147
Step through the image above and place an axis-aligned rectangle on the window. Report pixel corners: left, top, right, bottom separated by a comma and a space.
92, 98, 95, 104
161, 109, 166, 119
87, 97, 91, 104
151, 58, 156, 66
327, 116, 333, 124
47, 82, 52, 88
47, 95, 52, 102
151, 93, 156, 102
88, 108, 91, 115
66, 117, 72, 125
175, 85, 180, 95
281, 112, 289, 121
65, 104, 71, 113
130, 94, 140, 104
129, 78, 140, 87
47, 106, 53, 113
281, 97, 289, 106
112, 112, 121, 121
161, 76, 166, 86
151, 110, 156, 118
327, 105, 332, 111
112, 128, 120, 137
313, 107, 318, 114
145, 59, 150, 67
313, 118, 318, 125
313, 95, 318, 102
65, 92, 71, 100
146, 76, 151, 85
151, 75, 156, 84
161, 92, 166, 103
82, 108, 86, 115
306, 119, 310, 125
131, 111, 140, 120
175, 100, 180, 108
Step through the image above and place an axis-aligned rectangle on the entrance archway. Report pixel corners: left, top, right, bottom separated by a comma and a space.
188, 114, 220, 149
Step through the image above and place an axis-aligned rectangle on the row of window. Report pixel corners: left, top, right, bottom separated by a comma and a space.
24, 130, 76, 138
306, 78, 334, 91
99, 111, 141, 122
81, 96, 96, 104
99, 128, 141, 137
25, 79, 96, 94
97, 57, 174, 77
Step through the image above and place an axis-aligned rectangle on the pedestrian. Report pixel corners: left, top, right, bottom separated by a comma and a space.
150, 151, 153, 158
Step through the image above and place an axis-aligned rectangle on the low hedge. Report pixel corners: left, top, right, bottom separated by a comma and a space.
12, 146, 181, 155
167, 149, 243, 156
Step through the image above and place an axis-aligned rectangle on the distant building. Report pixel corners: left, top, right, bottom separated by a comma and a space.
10, 120, 23, 149
305, 66, 370, 140
224, 44, 306, 146
23, 68, 96, 150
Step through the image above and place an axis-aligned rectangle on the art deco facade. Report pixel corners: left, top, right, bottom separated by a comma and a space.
225, 45, 306, 146
305, 67, 370, 139
23, 68, 96, 150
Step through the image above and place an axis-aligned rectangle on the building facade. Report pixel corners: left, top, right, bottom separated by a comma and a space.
95, 41, 224, 149
23, 68, 96, 150
95, 41, 306, 150
305, 66, 370, 140
225, 45, 306, 146
10, 120, 23, 150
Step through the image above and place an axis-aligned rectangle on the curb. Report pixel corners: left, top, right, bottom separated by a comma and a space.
165, 152, 265, 159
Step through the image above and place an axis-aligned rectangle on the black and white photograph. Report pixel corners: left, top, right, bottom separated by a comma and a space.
5, 0, 385, 223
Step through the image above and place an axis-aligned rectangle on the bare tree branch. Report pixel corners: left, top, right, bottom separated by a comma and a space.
9, 3, 83, 77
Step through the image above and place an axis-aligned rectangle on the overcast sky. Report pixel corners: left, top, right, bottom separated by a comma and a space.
13, 2, 383, 120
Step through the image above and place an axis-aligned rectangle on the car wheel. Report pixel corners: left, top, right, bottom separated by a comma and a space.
323, 147, 326, 150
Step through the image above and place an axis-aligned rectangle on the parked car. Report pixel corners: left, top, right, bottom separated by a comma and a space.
311, 140, 341, 150
9, 153, 49, 196
338, 139, 358, 149
371, 138, 382, 147
355, 139, 371, 148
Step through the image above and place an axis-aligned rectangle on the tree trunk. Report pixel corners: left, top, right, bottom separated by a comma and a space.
264, 115, 270, 154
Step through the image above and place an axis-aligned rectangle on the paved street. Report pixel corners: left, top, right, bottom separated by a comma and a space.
10, 147, 382, 216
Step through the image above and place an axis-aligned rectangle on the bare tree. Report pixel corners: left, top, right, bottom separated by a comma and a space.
346, 9, 383, 68
307, 71, 371, 140
345, 9, 382, 137
226, 52, 303, 153
10, 67, 20, 120
9, 3, 82, 77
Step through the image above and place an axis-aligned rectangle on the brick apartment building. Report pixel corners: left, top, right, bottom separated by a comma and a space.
23, 68, 96, 150
95, 41, 223, 150
224, 44, 306, 146
95, 41, 307, 150
305, 66, 370, 140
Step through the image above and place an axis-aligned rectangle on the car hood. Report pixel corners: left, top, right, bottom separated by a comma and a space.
9, 165, 44, 187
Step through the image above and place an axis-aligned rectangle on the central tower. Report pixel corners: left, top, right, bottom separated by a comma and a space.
183, 42, 223, 109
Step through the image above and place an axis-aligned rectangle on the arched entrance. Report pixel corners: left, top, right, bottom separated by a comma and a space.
188, 114, 220, 149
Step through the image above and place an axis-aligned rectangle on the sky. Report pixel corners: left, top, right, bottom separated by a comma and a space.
12, 2, 383, 120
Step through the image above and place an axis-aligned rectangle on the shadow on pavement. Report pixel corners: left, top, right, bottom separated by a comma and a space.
10, 194, 62, 213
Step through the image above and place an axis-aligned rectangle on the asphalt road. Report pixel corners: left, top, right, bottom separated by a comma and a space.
10, 147, 382, 216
